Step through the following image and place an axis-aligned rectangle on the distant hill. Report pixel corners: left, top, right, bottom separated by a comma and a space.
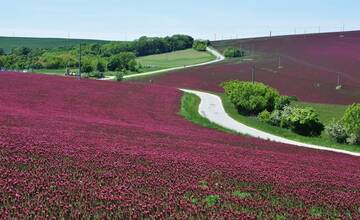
0, 36, 110, 53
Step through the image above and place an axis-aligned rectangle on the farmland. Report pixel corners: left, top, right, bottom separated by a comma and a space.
136, 49, 215, 72
0, 36, 108, 53
135, 31, 360, 105
1, 72, 360, 218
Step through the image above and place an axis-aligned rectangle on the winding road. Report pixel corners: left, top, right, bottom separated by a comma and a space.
100, 47, 225, 80
181, 89, 360, 157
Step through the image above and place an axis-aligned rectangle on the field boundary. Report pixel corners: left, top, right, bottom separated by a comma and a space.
100, 47, 225, 80
180, 89, 360, 157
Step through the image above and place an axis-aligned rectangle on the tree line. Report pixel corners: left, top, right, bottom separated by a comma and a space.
0, 34, 194, 75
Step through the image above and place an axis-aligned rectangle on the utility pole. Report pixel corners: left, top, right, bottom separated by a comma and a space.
278, 55, 282, 69
270, 31, 272, 38
78, 43, 82, 80
337, 72, 341, 86
251, 65, 256, 83
318, 26, 321, 33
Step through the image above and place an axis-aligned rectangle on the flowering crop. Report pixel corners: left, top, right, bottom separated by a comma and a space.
138, 31, 360, 105
1, 72, 360, 219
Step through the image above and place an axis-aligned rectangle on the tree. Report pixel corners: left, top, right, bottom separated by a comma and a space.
281, 106, 324, 136
224, 47, 245, 58
342, 103, 360, 144
95, 59, 106, 73
108, 52, 136, 71
81, 58, 94, 74
193, 40, 209, 51
0, 48, 5, 56
221, 80, 280, 115
11, 47, 32, 56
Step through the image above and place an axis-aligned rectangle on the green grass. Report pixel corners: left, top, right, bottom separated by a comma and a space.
219, 94, 360, 153
35, 69, 67, 75
0, 36, 108, 53
136, 49, 215, 72
291, 101, 347, 125
179, 93, 235, 134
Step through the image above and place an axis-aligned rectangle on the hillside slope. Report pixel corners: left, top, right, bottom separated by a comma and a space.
135, 31, 360, 105
0, 36, 108, 52
1, 72, 360, 218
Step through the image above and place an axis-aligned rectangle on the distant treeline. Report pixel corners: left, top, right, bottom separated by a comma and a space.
0, 35, 194, 73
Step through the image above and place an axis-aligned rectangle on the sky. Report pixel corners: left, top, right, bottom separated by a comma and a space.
1, 0, 360, 41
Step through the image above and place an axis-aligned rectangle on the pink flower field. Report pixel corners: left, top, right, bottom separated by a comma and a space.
137, 31, 360, 105
1, 72, 360, 219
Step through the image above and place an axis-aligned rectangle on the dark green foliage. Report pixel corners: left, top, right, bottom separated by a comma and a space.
223, 47, 245, 58
115, 71, 124, 81
281, 106, 324, 136
95, 59, 106, 73
11, 47, 32, 56
0, 48, 5, 55
275, 96, 293, 110
108, 52, 136, 71
134, 35, 194, 56
81, 58, 94, 73
0, 34, 194, 72
193, 40, 209, 51
221, 80, 280, 115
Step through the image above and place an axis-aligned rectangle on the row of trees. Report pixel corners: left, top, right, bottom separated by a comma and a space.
0, 34, 194, 72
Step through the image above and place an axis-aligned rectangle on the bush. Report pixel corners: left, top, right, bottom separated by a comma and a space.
346, 133, 360, 145
275, 96, 293, 110
342, 104, 360, 138
223, 47, 245, 58
282, 106, 324, 136
258, 110, 271, 123
221, 80, 280, 115
325, 120, 348, 143
269, 110, 283, 127
192, 40, 209, 51
115, 71, 124, 81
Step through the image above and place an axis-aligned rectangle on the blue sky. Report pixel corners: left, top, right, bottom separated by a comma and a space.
1, 0, 360, 40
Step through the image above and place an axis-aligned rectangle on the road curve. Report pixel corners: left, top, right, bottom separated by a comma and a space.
100, 47, 225, 80
180, 89, 360, 157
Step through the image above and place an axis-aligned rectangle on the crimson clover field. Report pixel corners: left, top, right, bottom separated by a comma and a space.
139, 31, 360, 105
1, 31, 360, 219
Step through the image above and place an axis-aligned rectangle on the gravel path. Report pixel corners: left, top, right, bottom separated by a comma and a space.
99, 47, 225, 81
181, 89, 360, 157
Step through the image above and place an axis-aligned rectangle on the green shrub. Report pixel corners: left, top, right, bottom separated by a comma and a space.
269, 110, 283, 127
192, 40, 209, 51
325, 120, 348, 143
282, 106, 324, 136
342, 104, 360, 143
258, 110, 271, 123
346, 133, 360, 145
115, 71, 124, 81
223, 47, 245, 58
221, 80, 280, 115
275, 96, 293, 110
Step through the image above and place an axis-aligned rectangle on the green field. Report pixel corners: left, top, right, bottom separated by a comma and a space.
136, 49, 215, 72
0, 36, 109, 53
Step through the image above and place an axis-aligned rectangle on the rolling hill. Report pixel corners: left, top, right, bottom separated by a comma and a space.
0, 36, 109, 53
133, 31, 360, 105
